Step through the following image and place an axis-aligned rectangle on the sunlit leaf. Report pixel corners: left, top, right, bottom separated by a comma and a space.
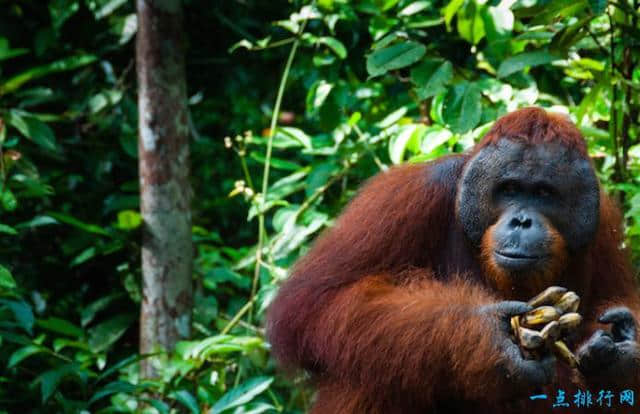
457, 1, 485, 45
49, 0, 80, 30
8, 345, 45, 368
442, 82, 482, 133
1, 55, 96, 94
171, 390, 200, 414
411, 59, 453, 99
117, 210, 142, 230
497, 50, 559, 78
389, 124, 424, 164
5, 110, 56, 151
317, 37, 347, 59
366, 41, 426, 77
443, 0, 465, 30
211, 376, 274, 414
89, 381, 137, 404
398, 1, 431, 16
88, 313, 135, 353
86, 0, 128, 19
0, 264, 16, 289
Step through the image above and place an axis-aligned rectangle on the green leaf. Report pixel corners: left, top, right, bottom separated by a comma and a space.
420, 125, 454, 155
389, 125, 424, 164
0, 223, 17, 235
204, 267, 250, 290
117, 210, 142, 230
86, 0, 128, 19
96, 354, 147, 382
37, 317, 84, 338
277, 127, 313, 149
16, 215, 58, 229
1, 300, 34, 334
366, 41, 426, 77
8, 345, 45, 368
230, 402, 276, 414
211, 376, 274, 414
35, 364, 80, 402
5, 110, 56, 151
399, 1, 432, 16
411, 59, 453, 99
589, 0, 607, 14
70, 246, 97, 267
443, 0, 465, 30
317, 37, 347, 59
0, 264, 16, 289
88, 313, 134, 353
90, 381, 137, 405
115, 13, 138, 45
145, 399, 170, 414
177, 335, 264, 360
482, 6, 514, 59
0, 38, 28, 62
49, 0, 80, 30
1, 188, 17, 212
269, 169, 309, 200
531, 0, 587, 25
497, 50, 559, 78
46, 212, 111, 236
442, 82, 482, 133
1, 55, 96, 94
171, 390, 200, 414
457, 1, 485, 45
577, 77, 605, 125
82, 293, 123, 327
249, 152, 301, 171
376, 106, 408, 128
270, 209, 328, 259
306, 80, 334, 114
549, 16, 591, 54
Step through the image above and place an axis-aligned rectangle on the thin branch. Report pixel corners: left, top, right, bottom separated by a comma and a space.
221, 297, 256, 335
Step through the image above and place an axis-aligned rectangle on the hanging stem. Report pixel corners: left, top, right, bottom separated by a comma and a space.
248, 18, 309, 323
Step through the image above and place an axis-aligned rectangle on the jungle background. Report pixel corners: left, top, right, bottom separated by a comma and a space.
1, 0, 639, 412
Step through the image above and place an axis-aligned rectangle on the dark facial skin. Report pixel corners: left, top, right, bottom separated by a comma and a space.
457, 138, 600, 273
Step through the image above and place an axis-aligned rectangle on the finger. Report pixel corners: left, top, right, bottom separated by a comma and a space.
519, 355, 556, 387
599, 307, 637, 341
577, 330, 617, 375
494, 301, 533, 318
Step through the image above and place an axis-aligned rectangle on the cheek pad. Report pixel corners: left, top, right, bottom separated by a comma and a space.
456, 147, 505, 246
456, 143, 600, 251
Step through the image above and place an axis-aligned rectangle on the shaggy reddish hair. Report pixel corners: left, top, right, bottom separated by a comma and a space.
266, 108, 639, 413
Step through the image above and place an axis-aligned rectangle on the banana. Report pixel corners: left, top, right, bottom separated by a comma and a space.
557, 312, 582, 331
528, 286, 568, 307
522, 306, 560, 326
555, 291, 580, 313
553, 340, 577, 368
519, 327, 544, 349
540, 321, 561, 342
511, 315, 520, 335
507, 286, 582, 370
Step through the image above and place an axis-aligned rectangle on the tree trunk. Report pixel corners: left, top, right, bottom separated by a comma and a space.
136, 0, 192, 378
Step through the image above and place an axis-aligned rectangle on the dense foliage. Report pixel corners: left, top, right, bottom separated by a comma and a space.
0, 0, 639, 412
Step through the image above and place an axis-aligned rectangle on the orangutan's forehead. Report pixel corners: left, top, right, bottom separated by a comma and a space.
481, 139, 589, 182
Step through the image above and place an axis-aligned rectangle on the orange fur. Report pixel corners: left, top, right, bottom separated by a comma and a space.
266, 108, 640, 413
480, 218, 568, 299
